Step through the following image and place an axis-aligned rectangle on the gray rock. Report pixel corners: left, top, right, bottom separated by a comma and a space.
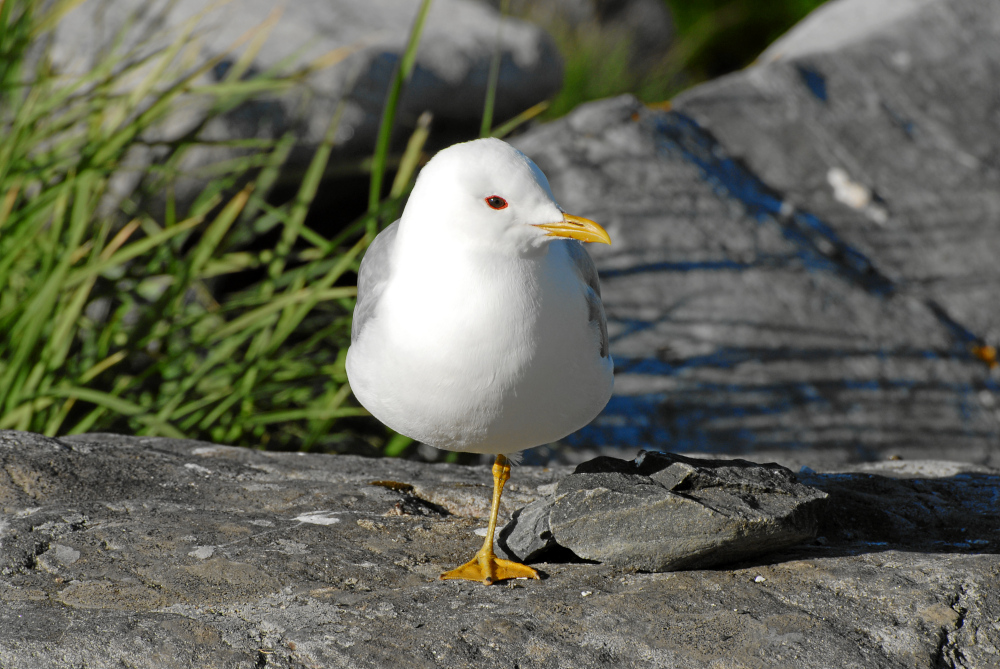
3, 430, 1000, 668
758, 0, 938, 62
512, 0, 1000, 460
46, 0, 562, 205
497, 451, 828, 570
676, 0, 1000, 346
799, 467, 1000, 550
495, 496, 559, 562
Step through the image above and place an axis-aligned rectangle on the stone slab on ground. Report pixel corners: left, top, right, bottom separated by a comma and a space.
498, 451, 829, 571
2, 431, 998, 668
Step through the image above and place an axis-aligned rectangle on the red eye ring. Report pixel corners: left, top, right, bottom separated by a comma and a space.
485, 195, 508, 210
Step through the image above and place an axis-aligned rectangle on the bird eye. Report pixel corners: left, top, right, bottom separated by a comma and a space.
485, 195, 508, 210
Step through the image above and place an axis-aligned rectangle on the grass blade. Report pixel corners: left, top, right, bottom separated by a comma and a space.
245, 407, 369, 426
268, 103, 344, 283
390, 110, 432, 198
479, 0, 509, 138
490, 100, 549, 139
367, 0, 432, 230
209, 287, 356, 343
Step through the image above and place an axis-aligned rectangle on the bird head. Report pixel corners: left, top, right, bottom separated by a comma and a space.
401, 138, 611, 255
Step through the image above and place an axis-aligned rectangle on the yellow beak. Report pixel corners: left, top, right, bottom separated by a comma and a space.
534, 213, 612, 245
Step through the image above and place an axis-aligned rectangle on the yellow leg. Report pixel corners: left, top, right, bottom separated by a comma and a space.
440, 454, 540, 585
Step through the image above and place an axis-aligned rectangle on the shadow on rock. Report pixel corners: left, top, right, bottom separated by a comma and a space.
800, 470, 1000, 555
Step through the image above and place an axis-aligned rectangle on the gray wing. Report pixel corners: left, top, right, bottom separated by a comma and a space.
562, 240, 610, 358
352, 219, 399, 344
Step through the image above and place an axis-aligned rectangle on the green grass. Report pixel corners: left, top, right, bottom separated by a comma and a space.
0, 0, 435, 453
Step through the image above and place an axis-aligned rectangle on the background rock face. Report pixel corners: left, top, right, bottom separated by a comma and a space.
48, 0, 561, 193
2, 431, 999, 668
487, 0, 676, 66
513, 0, 1000, 462
498, 451, 828, 571
683, 0, 1000, 348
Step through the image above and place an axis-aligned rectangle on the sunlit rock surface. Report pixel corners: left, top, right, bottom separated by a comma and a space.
2, 431, 999, 668
513, 0, 1000, 461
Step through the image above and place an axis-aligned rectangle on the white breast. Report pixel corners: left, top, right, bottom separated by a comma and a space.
346, 242, 613, 454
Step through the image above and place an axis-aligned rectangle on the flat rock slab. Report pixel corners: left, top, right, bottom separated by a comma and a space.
2, 431, 1000, 668
497, 451, 828, 570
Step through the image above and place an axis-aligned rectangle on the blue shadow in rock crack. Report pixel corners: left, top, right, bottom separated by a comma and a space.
564, 346, 996, 456
796, 64, 828, 102
555, 111, 995, 458
654, 112, 894, 298
567, 371, 993, 456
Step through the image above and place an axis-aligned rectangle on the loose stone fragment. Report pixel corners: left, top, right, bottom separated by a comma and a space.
499, 451, 828, 571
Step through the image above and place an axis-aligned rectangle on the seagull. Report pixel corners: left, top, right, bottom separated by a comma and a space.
346, 137, 613, 585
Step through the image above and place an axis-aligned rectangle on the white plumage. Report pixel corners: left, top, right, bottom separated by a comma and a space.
346, 137, 613, 456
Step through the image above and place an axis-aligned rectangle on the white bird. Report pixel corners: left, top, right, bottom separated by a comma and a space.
346, 137, 613, 584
